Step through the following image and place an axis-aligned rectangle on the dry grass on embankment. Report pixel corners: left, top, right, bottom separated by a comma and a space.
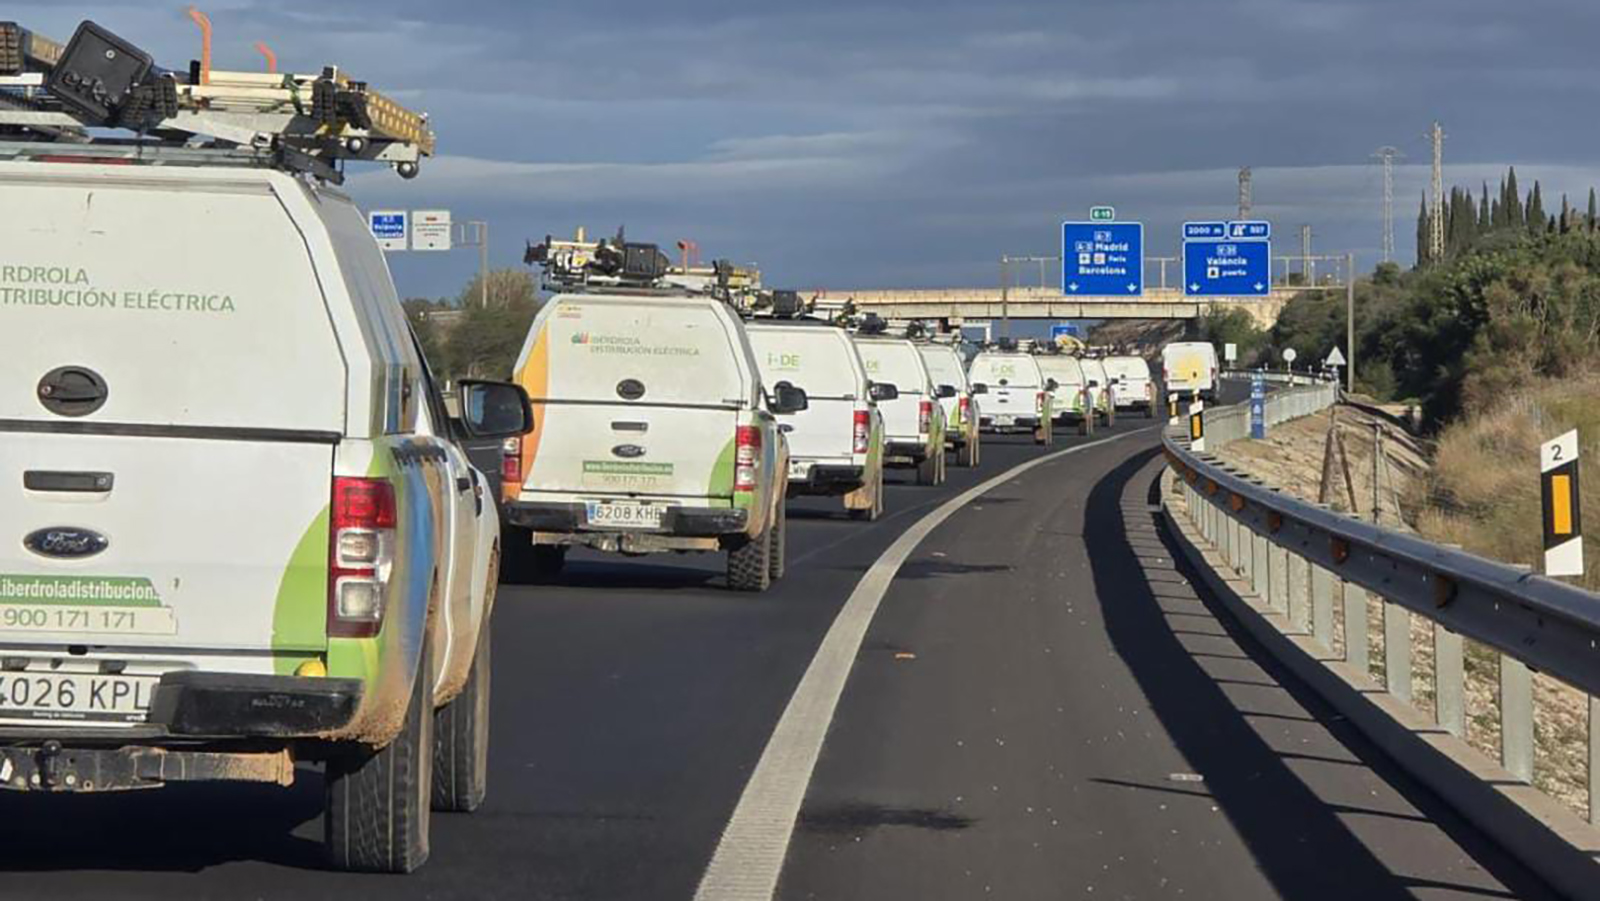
1211, 379, 1600, 819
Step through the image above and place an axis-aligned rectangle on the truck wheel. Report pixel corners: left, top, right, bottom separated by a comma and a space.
727, 522, 773, 592
768, 501, 788, 582
433, 623, 491, 813
849, 468, 884, 521
529, 545, 566, 581
325, 640, 434, 873
916, 452, 939, 486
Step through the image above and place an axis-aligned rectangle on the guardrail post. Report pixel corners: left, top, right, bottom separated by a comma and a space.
1252, 531, 1270, 602
1501, 657, 1534, 782
1234, 518, 1249, 579
1384, 602, 1412, 704
1268, 543, 1290, 614
1434, 625, 1465, 737
1287, 553, 1310, 633
1591, 697, 1600, 826
1344, 581, 1369, 675
1310, 564, 1334, 651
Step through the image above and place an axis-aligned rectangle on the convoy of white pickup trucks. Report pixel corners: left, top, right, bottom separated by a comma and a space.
0, 16, 1216, 876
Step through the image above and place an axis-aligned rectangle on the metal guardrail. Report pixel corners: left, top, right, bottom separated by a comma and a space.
1165, 381, 1600, 819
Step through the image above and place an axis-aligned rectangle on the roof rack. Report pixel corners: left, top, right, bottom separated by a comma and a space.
0, 19, 434, 183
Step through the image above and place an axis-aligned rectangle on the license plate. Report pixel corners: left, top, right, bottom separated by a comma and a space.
585, 501, 666, 529
0, 672, 154, 723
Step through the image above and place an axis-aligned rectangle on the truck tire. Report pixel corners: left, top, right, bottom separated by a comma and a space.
768, 501, 788, 582
957, 434, 977, 468
502, 525, 570, 584
936, 445, 948, 484
433, 622, 491, 813
848, 468, 884, 521
916, 452, 939, 486
324, 640, 434, 873
727, 522, 773, 592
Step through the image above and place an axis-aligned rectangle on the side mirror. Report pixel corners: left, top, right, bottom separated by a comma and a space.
869, 382, 900, 402
458, 380, 534, 439
970, 383, 989, 395
771, 381, 810, 414
1045, 378, 1060, 391
937, 384, 958, 399
1087, 380, 1100, 388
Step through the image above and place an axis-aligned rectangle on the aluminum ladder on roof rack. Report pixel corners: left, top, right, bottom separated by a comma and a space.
0, 19, 433, 183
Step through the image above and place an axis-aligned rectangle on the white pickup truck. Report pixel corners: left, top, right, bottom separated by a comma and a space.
0, 161, 530, 872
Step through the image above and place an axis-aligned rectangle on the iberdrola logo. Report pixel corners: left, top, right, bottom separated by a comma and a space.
571, 332, 591, 345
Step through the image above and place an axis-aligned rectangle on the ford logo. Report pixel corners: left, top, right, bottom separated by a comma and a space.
617, 379, 646, 401
24, 527, 109, 559
611, 444, 646, 459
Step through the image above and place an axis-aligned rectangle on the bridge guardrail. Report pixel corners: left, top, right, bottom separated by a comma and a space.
1162, 382, 1600, 891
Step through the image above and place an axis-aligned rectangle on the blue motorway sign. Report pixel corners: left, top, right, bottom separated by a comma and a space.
1250, 374, 1266, 438
1184, 221, 1227, 240
1227, 220, 1271, 239
1062, 222, 1143, 296
1184, 236, 1271, 296
1051, 323, 1081, 341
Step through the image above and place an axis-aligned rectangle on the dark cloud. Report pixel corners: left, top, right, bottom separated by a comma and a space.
17, 1, 1600, 297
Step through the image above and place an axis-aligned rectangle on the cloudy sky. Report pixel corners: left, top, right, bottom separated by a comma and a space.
20, 1, 1600, 298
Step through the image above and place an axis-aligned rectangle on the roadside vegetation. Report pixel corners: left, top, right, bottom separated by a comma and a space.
404, 268, 544, 382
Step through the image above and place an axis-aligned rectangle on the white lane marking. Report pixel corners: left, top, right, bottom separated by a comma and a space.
693, 426, 1161, 901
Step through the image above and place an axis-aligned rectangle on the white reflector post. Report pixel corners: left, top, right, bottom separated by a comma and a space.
1542, 429, 1583, 577
1189, 398, 1206, 453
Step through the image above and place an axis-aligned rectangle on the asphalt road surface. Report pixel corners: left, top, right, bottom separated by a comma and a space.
0, 390, 1561, 900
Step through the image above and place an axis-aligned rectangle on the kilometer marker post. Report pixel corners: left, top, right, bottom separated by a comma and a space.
1542, 429, 1583, 577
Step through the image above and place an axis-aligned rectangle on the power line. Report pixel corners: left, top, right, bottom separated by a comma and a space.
1371, 146, 1403, 263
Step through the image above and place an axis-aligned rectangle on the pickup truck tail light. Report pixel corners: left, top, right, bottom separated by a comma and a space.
501, 436, 523, 491
328, 477, 396, 639
735, 425, 761, 492
852, 410, 870, 454
958, 395, 970, 422
1036, 391, 1047, 414
918, 400, 932, 435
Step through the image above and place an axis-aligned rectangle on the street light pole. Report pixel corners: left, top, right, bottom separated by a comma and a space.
1346, 252, 1356, 392
1000, 255, 1010, 339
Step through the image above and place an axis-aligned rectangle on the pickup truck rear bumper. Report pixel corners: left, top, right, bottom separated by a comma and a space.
506, 501, 748, 537
788, 463, 866, 496
0, 672, 363, 792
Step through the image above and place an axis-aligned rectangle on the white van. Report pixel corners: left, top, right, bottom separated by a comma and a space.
968, 351, 1056, 445
747, 321, 888, 519
1104, 355, 1156, 416
503, 292, 802, 591
853, 336, 948, 485
0, 162, 528, 872
1080, 358, 1117, 422
1035, 355, 1090, 423
917, 342, 983, 467
1162, 342, 1219, 402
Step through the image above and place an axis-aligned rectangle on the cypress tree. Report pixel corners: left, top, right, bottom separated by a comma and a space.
1507, 167, 1523, 227
1588, 188, 1596, 231
1529, 182, 1546, 234
1491, 196, 1503, 229
1416, 193, 1430, 266
1560, 194, 1571, 234
1479, 183, 1490, 235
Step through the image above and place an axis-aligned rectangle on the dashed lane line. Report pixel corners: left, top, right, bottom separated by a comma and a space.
692, 425, 1162, 901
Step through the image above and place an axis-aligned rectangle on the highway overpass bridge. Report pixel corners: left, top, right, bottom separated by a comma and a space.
808, 285, 1299, 329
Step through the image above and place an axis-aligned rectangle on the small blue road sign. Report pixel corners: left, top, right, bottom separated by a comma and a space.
1062, 222, 1143, 296
370, 210, 408, 251
1051, 323, 1081, 342
1184, 221, 1227, 240
1227, 220, 1271, 239
1184, 237, 1271, 296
